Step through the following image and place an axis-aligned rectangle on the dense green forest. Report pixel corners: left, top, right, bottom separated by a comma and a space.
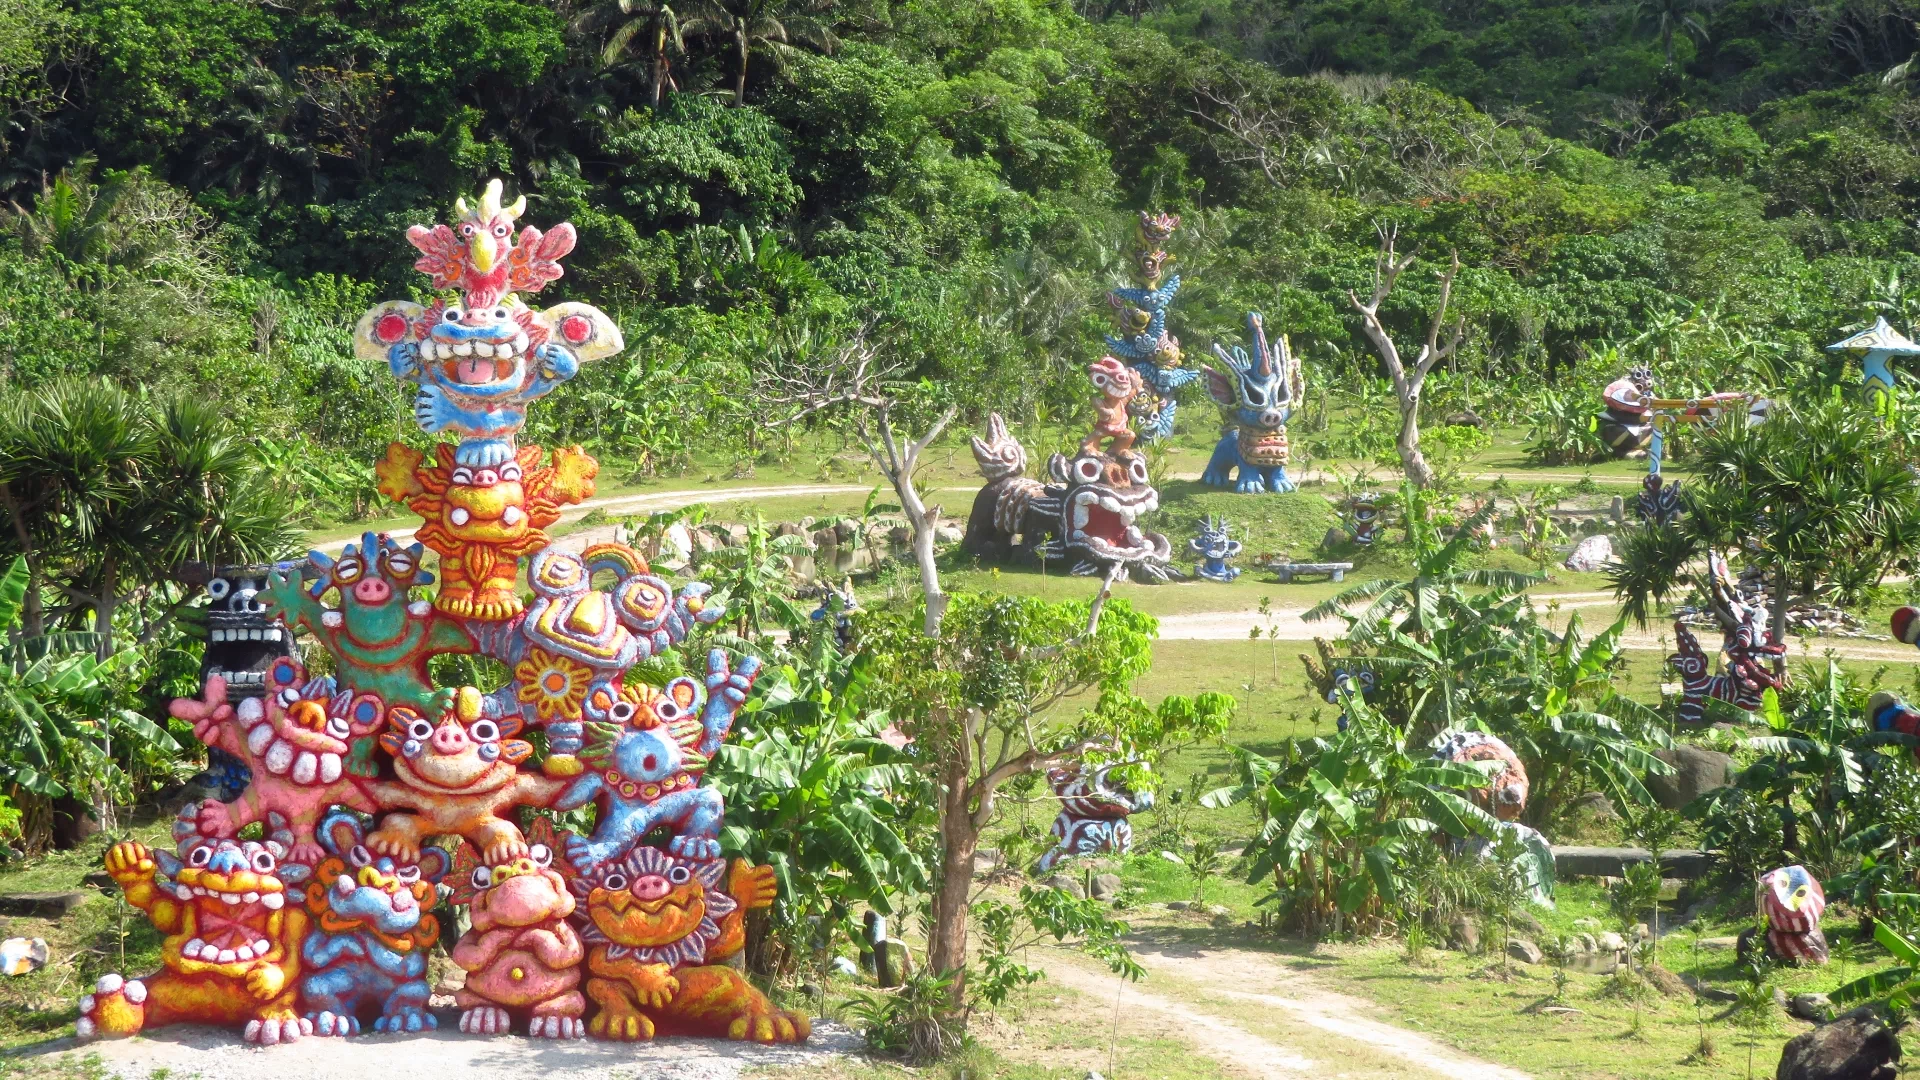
3, 0, 1919, 509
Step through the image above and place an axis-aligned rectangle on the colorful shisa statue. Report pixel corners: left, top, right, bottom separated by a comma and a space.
1741, 865, 1828, 966
1034, 762, 1154, 872
965, 362, 1171, 580
173, 561, 300, 801
1827, 316, 1920, 413
1202, 312, 1305, 494
1596, 365, 1655, 456
1869, 691, 1920, 764
1104, 211, 1196, 441
1189, 517, 1243, 582
1670, 551, 1786, 724
78, 180, 806, 1048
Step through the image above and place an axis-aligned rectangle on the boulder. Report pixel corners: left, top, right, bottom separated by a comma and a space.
1569, 791, 1619, 821
1090, 874, 1122, 902
887, 525, 912, 546
1166, 900, 1190, 911
1597, 931, 1626, 953
658, 523, 694, 567
773, 521, 806, 538
834, 520, 859, 545
1791, 993, 1834, 1023
1042, 874, 1086, 900
0, 892, 89, 918
971, 848, 1004, 877
934, 524, 965, 545
1563, 534, 1614, 572
1449, 913, 1481, 953
1506, 937, 1544, 965
1647, 746, 1736, 809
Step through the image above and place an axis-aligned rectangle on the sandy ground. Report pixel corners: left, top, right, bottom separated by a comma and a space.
27, 1015, 861, 1080
1038, 935, 1531, 1080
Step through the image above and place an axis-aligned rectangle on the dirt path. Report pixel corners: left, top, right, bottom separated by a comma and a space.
1037, 936, 1530, 1080
30, 1018, 860, 1080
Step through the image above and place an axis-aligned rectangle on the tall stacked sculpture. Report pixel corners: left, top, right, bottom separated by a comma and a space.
1202, 312, 1306, 494
78, 181, 808, 1048
1103, 211, 1196, 442
964, 216, 1179, 580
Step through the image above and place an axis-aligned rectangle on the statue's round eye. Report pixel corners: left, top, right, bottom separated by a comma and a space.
408, 718, 435, 741
654, 700, 681, 721
450, 467, 474, 485
470, 867, 491, 890
189, 846, 212, 867
470, 719, 499, 742
529, 844, 552, 867
1128, 458, 1148, 483
251, 849, 277, 873
500, 464, 522, 482
385, 553, 414, 578
1073, 457, 1102, 483
667, 866, 691, 885
349, 846, 372, 867
492, 224, 510, 238
602, 873, 627, 892
206, 578, 230, 600
443, 307, 463, 323
458, 224, 475, 237
334, 558, 363, 585
397, 865, 420, 884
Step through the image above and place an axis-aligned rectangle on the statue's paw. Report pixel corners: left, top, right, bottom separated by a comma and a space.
1233, 476, 1267, 495
374, 1006, 433, 1033
528, 1015, 585, 1039
1199, 469, 1232, 488
307, 1010, 360, 1037
458, 1005, 515, 1036
567, 836, 613, 871
668, 835, 720, 861
1267, 473, 1297, 494
727, 1007, 810, 1044
243, 1014, 312, 1045
588, 1009, 655, 1041
286, 840, 327, 868
75, 974, 146, 1040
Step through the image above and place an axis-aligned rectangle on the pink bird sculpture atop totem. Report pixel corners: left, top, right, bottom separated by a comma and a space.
405, 179, 576, 310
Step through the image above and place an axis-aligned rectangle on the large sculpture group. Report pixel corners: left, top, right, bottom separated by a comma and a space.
78, 182, 808, 1048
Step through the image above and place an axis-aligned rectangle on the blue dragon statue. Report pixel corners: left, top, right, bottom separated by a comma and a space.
1104, 211, 1198, 442
1202, 312, 1306, 494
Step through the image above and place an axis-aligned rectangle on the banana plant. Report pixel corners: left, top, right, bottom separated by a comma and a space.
1205, 690, 1502, 933
710, 624, 930, 929
0, 556, 177, 801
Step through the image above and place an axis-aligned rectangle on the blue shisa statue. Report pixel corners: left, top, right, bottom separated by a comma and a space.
1189, 517, 1242, 582
1202, 312, 1305, 494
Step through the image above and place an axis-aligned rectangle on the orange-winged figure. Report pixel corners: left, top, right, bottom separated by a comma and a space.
376, 441, 597, 620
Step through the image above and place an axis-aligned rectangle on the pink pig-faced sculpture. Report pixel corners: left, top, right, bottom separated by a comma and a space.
446, 817, 585, 1038
170, 659, 383, 866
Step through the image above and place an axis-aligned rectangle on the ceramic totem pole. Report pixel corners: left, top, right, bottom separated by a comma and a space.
1744, 865, 1827, 965
1104, 211, 1196, 441
1669, 551, 1785, 724
78, 180, 807, 1048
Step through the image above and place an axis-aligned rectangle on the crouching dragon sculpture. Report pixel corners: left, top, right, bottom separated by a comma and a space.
1035, 763, 1154, 872
1670, 551, 1785, 724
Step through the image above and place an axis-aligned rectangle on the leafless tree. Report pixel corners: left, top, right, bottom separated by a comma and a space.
1346, 223, 1465, 488
757, 327, 955, 636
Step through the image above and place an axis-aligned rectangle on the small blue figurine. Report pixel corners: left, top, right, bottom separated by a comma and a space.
1190, 517, 1243, 582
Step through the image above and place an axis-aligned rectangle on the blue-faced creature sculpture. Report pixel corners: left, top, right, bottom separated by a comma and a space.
1189, 517, 1243, 582
1202, 312, 1305, 494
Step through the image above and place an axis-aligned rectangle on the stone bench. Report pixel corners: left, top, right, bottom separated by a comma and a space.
1267, 561, 1355, 583
1551, 845, 1711, 880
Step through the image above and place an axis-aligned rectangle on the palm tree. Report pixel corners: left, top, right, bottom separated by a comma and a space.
1634, 0, 1708, 68
685, 0, 838, 107
1304, 482, 1541, 647
0, 380, 300, 658
592, 0, 687, 110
